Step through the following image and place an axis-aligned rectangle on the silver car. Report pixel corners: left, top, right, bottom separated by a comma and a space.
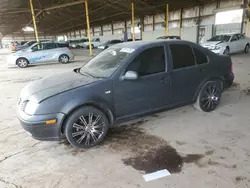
200, 33, 250, 55
7, 42, 74, 68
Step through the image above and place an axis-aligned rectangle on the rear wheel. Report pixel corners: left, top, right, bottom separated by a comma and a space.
59, 54, 69, 64
244, 44, 249, 53
16, 58, 28, 68
65, 106, 109, 148
194, 80, 222, 112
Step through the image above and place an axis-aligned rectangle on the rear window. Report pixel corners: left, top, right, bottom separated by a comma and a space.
57, 43, 69, 48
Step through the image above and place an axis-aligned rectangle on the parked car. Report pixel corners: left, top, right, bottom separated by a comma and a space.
18, 40, 234, 148
68, 40, 80, 48
200, 33, 250, 55
98, 39, 123, 50
157, 36, 181, 40
7, 41, 74, 68
83, 38, 101, 48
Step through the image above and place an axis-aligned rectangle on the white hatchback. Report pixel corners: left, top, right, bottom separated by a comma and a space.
200, 33, 250, 55
7, 42, 74, 68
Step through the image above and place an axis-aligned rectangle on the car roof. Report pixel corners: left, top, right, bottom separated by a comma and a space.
112, 40, 194, 49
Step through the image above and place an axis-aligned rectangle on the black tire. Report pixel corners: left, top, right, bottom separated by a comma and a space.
244, 44, 249, 53
223, 47, 229, 55
194, 80, 223, 112
65, 106, 109, 148
59, 54, 70, 64
16, 58, 29, 68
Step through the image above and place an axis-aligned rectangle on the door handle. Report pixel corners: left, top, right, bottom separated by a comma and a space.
160, 77, 169, 83
200, 69, 207, 72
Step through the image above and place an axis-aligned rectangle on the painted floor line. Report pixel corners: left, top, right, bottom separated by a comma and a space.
143, 169, 171, 182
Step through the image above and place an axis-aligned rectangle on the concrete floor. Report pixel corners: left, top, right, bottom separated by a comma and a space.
0, 49, 250, 188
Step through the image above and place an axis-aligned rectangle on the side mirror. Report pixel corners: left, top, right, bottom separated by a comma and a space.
121, 71, 138, 81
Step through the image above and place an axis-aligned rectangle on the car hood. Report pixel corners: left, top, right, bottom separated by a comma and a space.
201, 41, 225, 47
20, 71, 101, 103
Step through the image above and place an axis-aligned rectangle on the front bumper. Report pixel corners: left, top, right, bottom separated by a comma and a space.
211, 48, 225, 54
18, 109, 65, 141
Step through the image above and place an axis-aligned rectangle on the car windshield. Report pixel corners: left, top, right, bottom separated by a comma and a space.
208, 35, 231, 42
79, 47, 134, 78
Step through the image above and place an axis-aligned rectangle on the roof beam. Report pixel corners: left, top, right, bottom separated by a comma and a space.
44, 0, 86, 11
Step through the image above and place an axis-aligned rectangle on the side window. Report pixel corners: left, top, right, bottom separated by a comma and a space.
193, 48, 208, 65
45, 43, 57, 50
31, 43, 45, 51
170, 44, 195, 69
237, 34, 245, 40
231, 35, 238, 42
127, 46, 166, 76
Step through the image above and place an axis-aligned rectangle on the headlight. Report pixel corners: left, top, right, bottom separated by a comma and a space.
24, 101, 39, 115
214, 46, 221, 50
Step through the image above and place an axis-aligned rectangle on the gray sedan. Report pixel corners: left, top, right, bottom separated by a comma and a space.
18, 40, 234, 148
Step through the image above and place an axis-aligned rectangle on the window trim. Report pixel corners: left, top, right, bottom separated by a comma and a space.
123, 45, 168, 78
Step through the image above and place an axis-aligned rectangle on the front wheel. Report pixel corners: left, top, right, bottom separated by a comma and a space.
65, 106, 109, 148
244, 44, 249, 53
16, 58, 29, 68
194, 80, 222, 112
59, 54, 69, 64
223, 47, 229, 55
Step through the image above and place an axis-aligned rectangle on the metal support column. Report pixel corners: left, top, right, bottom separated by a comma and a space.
111, 22, 114, 35
85, 0, 93, 56
245, 5, 250, 36
131, 0, 135, 41
29, 0, 39, 42
179, 9, 183, 37
165, 4, 169, 36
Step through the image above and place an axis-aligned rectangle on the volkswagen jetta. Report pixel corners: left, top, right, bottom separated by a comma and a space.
18, 40, 234, 148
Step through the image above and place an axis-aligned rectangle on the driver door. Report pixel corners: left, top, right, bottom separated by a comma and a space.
113, 45, 171, 119
28, 43, 46, 64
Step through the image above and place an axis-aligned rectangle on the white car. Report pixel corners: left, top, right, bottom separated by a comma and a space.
83, 38, 101, 48
7, 42, 74, 68
200, 33, 250, 55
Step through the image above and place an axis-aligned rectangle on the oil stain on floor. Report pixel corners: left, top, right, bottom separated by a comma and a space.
104, 120, 204, 174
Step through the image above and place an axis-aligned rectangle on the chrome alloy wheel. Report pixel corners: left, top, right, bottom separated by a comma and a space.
72, 113, 105, 146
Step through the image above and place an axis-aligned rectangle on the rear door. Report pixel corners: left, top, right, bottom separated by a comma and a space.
169, 43, 208, 104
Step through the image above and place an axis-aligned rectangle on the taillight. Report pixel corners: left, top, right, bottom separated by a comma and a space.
67, 47, 72, 51
231, 63, 233, 72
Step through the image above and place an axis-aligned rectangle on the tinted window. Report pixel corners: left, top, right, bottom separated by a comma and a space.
127, 46, 166, 76
237, 34, 245, 40
193, 48, 208, 65
57, 43, 68, 48
45, 43, 57, 49
170, 44, 195, 69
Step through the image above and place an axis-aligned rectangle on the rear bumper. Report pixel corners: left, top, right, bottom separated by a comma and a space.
18, 110, 65, 141
224, 72, 234, 88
